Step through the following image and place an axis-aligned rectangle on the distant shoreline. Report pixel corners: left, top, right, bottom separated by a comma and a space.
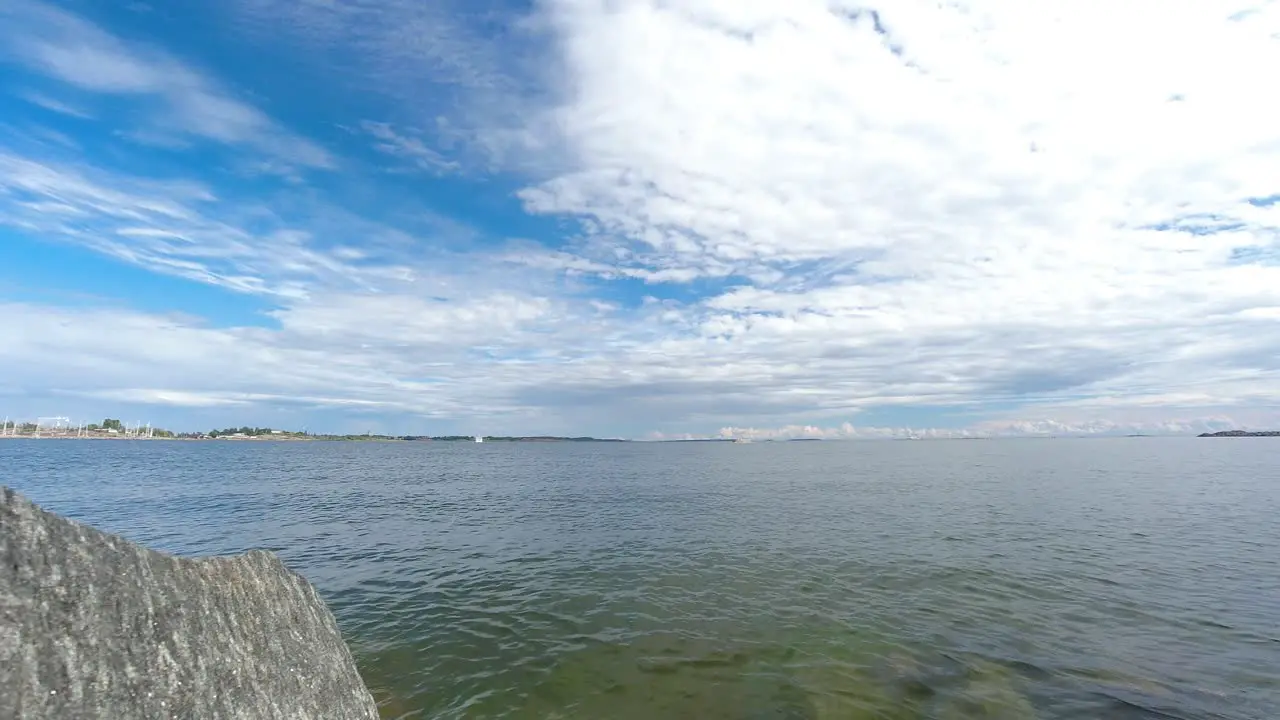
0, 432, 628, 443
1197, 430, 1280, 437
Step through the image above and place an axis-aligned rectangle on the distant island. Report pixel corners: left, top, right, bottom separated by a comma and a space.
1198, 430, 1280, 437
658, 437, 826, 443
401, 435, 626, 443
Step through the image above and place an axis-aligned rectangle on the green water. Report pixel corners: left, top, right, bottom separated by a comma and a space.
6, 438, 1278, 718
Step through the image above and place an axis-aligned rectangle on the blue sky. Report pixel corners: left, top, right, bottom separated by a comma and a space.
2, 0, 1279, 438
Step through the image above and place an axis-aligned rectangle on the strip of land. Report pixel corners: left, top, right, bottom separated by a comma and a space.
1198, 430, 1280, 437
0, 430, 626, 442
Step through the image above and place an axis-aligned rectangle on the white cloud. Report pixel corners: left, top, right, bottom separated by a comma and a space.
0, 0, 332, 169
18, 90, 93, 119
0, 298, 658, 431
0, 152, 400, 298
516, 0, 1278, 268
487, 0, 1280, 430
702, 414, 1267, 441
358, 121, 462, 175
80, 389, 256, 408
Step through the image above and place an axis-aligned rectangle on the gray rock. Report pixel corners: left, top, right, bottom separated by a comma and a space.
0, 487, 379, 719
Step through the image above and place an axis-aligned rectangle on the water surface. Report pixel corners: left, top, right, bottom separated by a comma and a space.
4, 438, 1278, 719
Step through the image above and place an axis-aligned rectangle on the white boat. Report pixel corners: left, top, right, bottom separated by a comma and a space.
474, 435, 483, 443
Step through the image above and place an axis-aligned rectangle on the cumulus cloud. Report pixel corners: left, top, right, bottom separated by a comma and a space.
518, 0, 1279, 265
496, 0, 1280, 429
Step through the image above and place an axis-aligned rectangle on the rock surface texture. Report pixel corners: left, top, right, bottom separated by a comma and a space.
0, 487, 379, 719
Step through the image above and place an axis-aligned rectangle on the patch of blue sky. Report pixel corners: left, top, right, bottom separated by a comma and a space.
575, 273, 746, 310
1145, 214, 1245, 236
0, 230, 282, 328
3, 88, 86, 125
4, 80, 272, 190
60, 3, 528, 199
470, 346, 568, 363
1229, 245, 1280, 265
780, 256, 890, 286
333, 172, 575, 255
60, 0, 354, 129
10, 0, 593, 269
1, 85, 99, 146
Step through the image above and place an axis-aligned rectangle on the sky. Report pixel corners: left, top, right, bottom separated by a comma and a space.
1, 0, 1278, 439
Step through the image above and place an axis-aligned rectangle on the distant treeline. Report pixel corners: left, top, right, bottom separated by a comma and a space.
400, 436, 625, 442
204, 427, 284, 438
1198, 430, 1280, 437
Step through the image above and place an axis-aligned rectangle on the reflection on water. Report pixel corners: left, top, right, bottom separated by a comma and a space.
5, 438, 1278, 719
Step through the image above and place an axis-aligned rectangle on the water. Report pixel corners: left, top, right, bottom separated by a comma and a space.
3, 438, 1278, 719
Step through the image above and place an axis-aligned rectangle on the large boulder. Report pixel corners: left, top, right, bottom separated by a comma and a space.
0, 487, 379, 719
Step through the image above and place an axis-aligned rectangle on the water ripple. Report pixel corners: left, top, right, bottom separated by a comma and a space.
4, 437, 1279, 719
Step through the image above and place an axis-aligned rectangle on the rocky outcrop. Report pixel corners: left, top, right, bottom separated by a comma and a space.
0, 487, 379, 719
